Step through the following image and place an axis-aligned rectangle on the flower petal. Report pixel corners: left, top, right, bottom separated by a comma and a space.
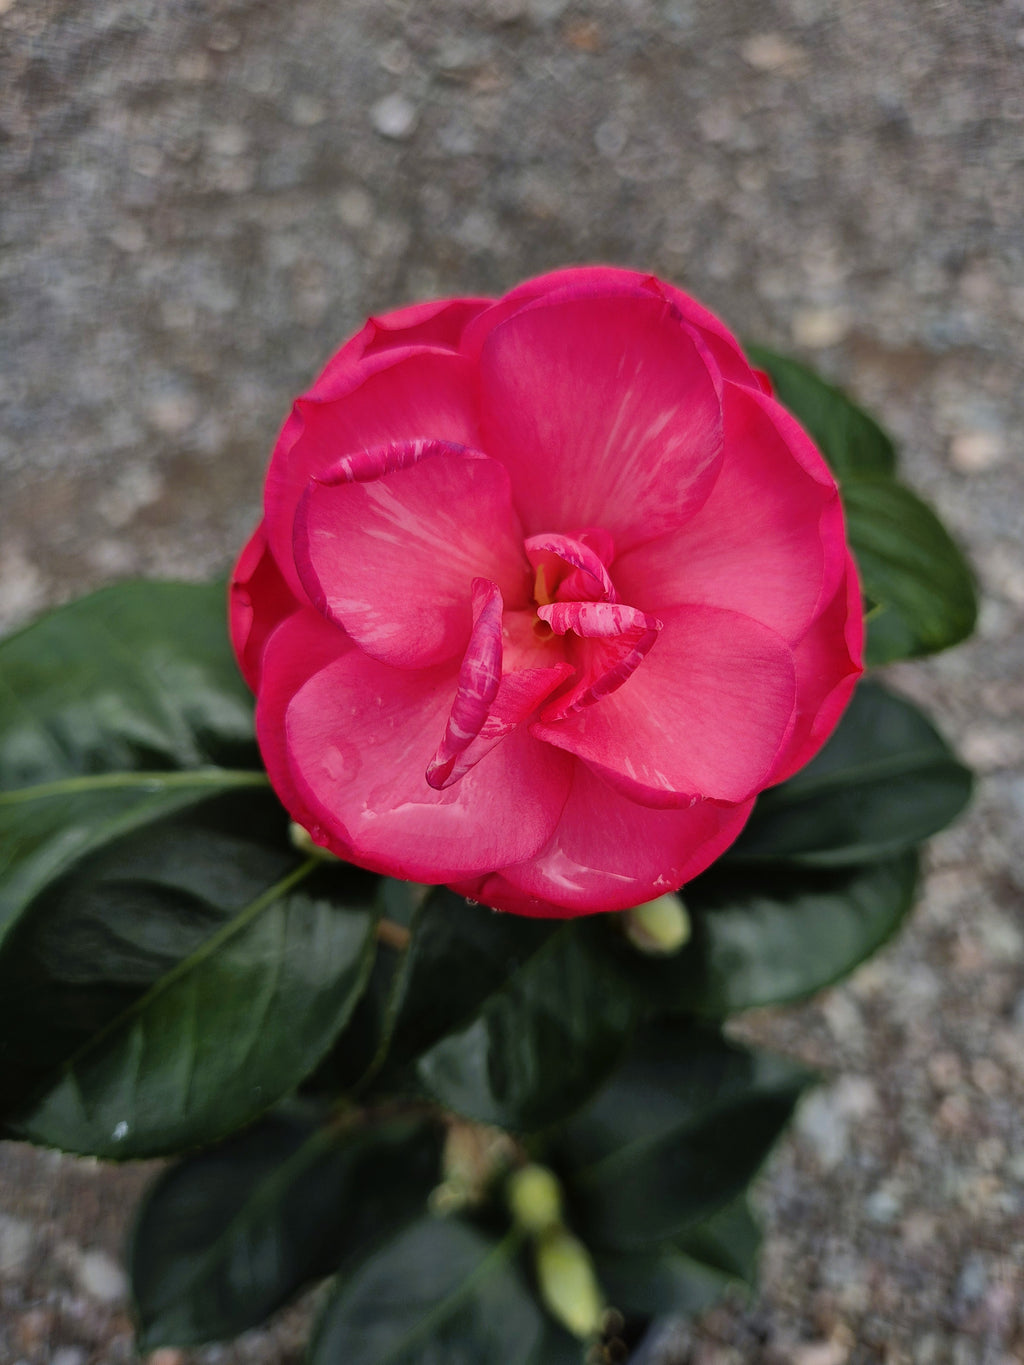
536, 600, 662, 719
453, 766, 754, 918
614, 381, 843, 643
294, 440, 529, 669
310, 297, 493, 402
254, 608, 354, 853
426, 579, 503, 788
229, 522, 302, 691
532, 605, 797, 806
477, 293, 724, 552
282, 647, 573, 881
264, 348, 481, 596
524, 532, 617, 604
769, 552, 864, 783
462, 266, 756, 388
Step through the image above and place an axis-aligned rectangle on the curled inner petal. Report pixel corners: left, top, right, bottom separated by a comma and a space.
427, 580, 574, 790
524, 532, 618, 604
537, 600, 662, 720
426, 580, 503, 788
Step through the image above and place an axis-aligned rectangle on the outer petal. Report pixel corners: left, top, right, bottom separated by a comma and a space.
461, 266, 756, 388
310, 297, 492, 402
294, 440, 528, 669
613, 381, 843, 643
254, 608, 355, 853
768, 552, 864, 783
264, 349, 480, 596
229, 522, 303, 691
477, 293, 724, 552
452, 766, 755, 918
282, 647, 573, 881
532, 605, 797, 807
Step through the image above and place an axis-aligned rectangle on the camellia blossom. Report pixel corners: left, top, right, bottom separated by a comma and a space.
230, 267, 863, 917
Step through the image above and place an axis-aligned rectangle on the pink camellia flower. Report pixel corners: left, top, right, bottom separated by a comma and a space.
230, 267, 863, 917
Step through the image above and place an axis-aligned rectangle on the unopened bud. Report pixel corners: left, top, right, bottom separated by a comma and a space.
288, 822, 339, 860
623, 892, 691, 955
441, 1122, 517, 1207
535, 1228, 604, 1340
506, 1163, 563, 1235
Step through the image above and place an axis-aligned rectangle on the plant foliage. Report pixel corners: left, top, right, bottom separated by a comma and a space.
0, 356, 976, 1361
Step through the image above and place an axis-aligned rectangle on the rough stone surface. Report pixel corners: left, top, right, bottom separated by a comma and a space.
1, 1, 1022, 1362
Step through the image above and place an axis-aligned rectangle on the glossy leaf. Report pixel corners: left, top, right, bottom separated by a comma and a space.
745, 345, 897, 479
601, 854, 918, 1019
415, 921, 635, 1132
729, 681, 972, 866
309, 1218, 543, 1365
0, 581, 263, 951
0, 795, 291, 1115
131, 1107, 443, 1349
2, 805, 379, 1157
842, 476, 978, 664
558, 1022, 809, 1251
307, 889, 555, 1097
386, 890, 554, 1065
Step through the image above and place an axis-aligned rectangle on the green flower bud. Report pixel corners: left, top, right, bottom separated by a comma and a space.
288, 822, 339, 859
506, 1163, 563, 1235
534, 1228, 604, 1340
623, 891, 691, 955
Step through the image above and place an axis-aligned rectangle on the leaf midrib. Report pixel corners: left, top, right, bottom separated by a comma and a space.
0, 769, 269, 804
573, 1071, 805, 1189
348, 1227, 523, 1365
25, 856, 319, 1095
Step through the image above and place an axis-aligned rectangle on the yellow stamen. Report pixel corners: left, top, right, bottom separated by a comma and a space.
533, 563, 554, 606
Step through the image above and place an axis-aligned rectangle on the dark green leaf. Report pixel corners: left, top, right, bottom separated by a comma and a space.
595, 1246, 734, 1321
729, 681, 972, 866
307, 890, 554, 1098
3, 804, 379, 1157
131, 1107, 443, 1349
0, 581, 263, 952
558, 1022, 808, 1251
596, 1190, 760, 1320
309, 1218, 543, 1365
0, 580, 257, 782
387, 890, 554, 1065
676, 1192, 761, 1286
415, 921, 635, 1132
0, 794, 291, 1113
305, 944, 406, 1096
842, 476, 977, 664
601, 854, 918, 1018
744, 346, 897, 479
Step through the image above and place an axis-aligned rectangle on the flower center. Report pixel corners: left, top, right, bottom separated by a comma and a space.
426, 530, 662, 790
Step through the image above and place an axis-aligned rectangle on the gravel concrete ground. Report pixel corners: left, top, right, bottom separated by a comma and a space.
1, 2, 1022, 1362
